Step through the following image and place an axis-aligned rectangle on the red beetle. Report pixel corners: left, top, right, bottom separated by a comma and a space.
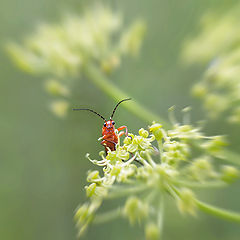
73, 98, 131, 154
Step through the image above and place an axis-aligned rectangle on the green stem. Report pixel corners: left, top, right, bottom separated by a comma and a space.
106, 184, 149, 199
157, 193, 164, 233
84, 64, 170, 127
93, 208, 121, 224
173, 180, 227, 189
170, 185, 240, 223
196, 200, 240, 223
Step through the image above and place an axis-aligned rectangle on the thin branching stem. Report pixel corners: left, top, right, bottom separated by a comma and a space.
106, 184, 149, 199
157, 193, 164, 233
93, 208, 122, 224
170, 185, 240, 223
172, 180, 227, 189
196, 200, 240, 223
84, 64, 170, 127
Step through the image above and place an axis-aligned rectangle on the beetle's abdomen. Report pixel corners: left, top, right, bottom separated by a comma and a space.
101, 132, 118, 154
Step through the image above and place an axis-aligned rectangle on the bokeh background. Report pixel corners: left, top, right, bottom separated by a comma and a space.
1, 0, 240, 239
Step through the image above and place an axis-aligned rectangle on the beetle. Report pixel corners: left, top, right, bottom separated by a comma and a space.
73, 98, 131, 154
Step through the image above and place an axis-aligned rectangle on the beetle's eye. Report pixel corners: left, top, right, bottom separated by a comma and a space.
104, 123, 106, 127
112, 121, 115, 125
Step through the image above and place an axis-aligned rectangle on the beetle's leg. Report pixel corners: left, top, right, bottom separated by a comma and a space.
117, 125, 128, 137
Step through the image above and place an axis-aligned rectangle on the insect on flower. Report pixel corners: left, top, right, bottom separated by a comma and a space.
73, 98, 131, 154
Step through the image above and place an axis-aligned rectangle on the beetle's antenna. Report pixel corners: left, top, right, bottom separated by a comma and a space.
110, 98, 131, 119
73, 108, 106, 121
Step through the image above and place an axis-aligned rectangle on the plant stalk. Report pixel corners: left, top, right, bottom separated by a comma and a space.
84, 64, 170, 127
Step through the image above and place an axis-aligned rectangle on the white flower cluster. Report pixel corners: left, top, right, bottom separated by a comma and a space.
75, 122, 238, 239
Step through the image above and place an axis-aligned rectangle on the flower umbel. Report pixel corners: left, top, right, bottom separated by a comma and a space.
75, 120, 239, 238
182, 3, 240, 123
7, 5, 146, 117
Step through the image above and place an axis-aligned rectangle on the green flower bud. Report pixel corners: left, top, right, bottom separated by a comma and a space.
177, 188, 196, 216
124, 196, 149, 224
188, 156, 216, 181
145, 222, 160, 240
139, 138, 151, 150
75, 203, 89, 224
204, 94, 229, 118
101, 55, 121, 73
191, 83, 207, 98
99, 151, 105, 158
149, 122, 163, 141
45, 79, 70, 96
201, 135, 227, 154
106, 151, 117, 161
85, 183, 97, 198
117, 148, 129, 160
111, 165, 121, 176
156, 163, 178, 179
139, 128, 149, 138
194, 157, 212, 170
87, 170, 100, 182
120, 20, 146, 56
127, 144, 138, 153
221, 165, 239, 183
124, 136, 133, 145
117, 164, 137, 182
50, 100, 69, 118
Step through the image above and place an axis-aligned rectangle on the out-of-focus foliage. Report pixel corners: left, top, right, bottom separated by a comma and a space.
182, 3, 240, 123
7, 5, 145, 117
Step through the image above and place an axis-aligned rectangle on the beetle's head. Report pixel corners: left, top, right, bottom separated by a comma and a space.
103, 119, 115, 129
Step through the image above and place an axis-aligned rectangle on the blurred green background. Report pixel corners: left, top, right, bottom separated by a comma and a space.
1, 0, 240, 239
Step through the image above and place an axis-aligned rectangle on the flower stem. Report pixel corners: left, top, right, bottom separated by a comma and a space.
196, 200, 240, 223
170, 185, 240, 223
93, 208, 122, 224
173, 180, 227, 189
106, 184, 149, 199
84, 64, 170, 127
157, 194, 164, 233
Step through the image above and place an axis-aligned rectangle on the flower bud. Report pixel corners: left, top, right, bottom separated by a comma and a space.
50, 100, 69, 118
87, 170, 100, 182
221, 165, 239, 183
124, 136, 133, 145
145, 222, 160, 240
110, 165, 121, 176
177, 188, 196, 216
120, 21, 146, 56
101, 55, 121, 73
124, 196, 149, 224
139, 128, 149, 138
201, 135, 227, 154
149, 122, 163, 141
85, 183, 97, 198
45, 79, 70, 96
117, 148, 129, 160
191, 83, 207, 98
75, 204, 89, 224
